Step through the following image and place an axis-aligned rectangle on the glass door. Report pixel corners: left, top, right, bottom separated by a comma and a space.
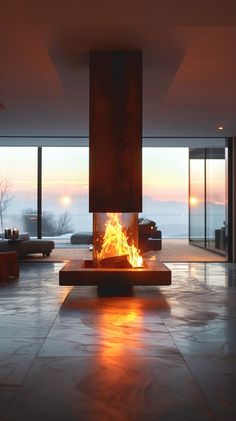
206, 149, 226, 253
189, 151, 205, 246
189, 147, 226, 256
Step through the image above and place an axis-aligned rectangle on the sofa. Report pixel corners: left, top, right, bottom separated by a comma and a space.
0, 236, 54, 259
70, 232, 93, 245
138, 218, 162, 252
70, 218, 162, 252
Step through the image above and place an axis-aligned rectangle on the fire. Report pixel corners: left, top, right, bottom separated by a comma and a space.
97, 213, 143, 268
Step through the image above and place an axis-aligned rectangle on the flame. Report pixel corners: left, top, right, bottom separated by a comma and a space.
97, 213, 143, 268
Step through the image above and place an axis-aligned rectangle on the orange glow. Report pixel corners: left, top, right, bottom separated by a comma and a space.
101, 307, 138, 326
99, 301, 139, 356
190, 196, 198, 205
97, 213, 143, 268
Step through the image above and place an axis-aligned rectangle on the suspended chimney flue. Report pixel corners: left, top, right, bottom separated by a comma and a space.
59, 50, 171, 290
89, 51, 142, 266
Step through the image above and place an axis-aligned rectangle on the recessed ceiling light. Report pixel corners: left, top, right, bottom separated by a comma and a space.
218, 125, 224, 130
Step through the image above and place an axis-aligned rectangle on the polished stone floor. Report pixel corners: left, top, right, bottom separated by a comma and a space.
0, 262, 236, 420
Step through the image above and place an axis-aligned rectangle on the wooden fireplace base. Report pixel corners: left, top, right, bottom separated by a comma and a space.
59, 259, 171, 287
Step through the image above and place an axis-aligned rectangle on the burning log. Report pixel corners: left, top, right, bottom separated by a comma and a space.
95, 213, 143, 268
99, 255, 132, 268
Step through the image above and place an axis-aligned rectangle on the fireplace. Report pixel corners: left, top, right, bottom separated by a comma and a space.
93, 213, 141, 268
59, 50, 171, 291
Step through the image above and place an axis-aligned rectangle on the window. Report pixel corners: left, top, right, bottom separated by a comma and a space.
0, 147, 37, 236
142, 148, 188, 238
42, 147, 91, 240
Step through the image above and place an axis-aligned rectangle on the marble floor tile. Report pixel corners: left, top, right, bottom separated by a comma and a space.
180, 351, 236, 419
0, 316, 56, 339
0, 338, 44, 385
0, 386, 19, 418
38, 325, 176, 357
4, 356, 214, 421
0, 262, 236, 420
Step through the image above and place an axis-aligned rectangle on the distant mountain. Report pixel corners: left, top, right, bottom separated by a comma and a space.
142, 195, 188, 215
5, 193, 225, 238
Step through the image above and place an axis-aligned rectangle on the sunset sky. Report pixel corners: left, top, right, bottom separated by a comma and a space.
143, 148, 188, 202
0, 146, 225, 208
0, 147, 189, 204
190, 158, 225, 206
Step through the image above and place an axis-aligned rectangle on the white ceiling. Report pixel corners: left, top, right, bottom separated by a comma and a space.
0, 0, 236, 141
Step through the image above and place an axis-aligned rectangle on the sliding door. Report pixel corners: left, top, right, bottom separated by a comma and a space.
206, 149, 226, 252
189, 153, 205, 246
189, 148, 226, 255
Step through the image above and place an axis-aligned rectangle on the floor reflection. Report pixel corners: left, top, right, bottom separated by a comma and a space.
59, 287, 172, 361
1, 262, 236, 420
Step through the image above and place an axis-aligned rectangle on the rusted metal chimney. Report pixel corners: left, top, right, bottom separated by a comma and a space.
89, 50, 142, 213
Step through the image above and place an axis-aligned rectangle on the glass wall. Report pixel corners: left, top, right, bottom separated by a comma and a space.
0, 145, 227, 253
0, 146, 91, 243
42, 147, 91, 241
0, 147, 37, 237
189, 154, 205, 246
206, 150, 226, 251
189, 148, 226, 255
142, 148, 188, 238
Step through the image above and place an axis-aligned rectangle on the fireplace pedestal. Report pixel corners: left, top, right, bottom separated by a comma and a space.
59, 259, 171, 290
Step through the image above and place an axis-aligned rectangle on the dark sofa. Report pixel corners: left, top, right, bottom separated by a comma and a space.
70, 218, 162, 252
70, 232, 93, 245
0, 239, 54, 258
138, 218, 162, 252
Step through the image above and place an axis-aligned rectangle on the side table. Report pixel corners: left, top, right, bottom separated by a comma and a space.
0, 251, 19, 281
